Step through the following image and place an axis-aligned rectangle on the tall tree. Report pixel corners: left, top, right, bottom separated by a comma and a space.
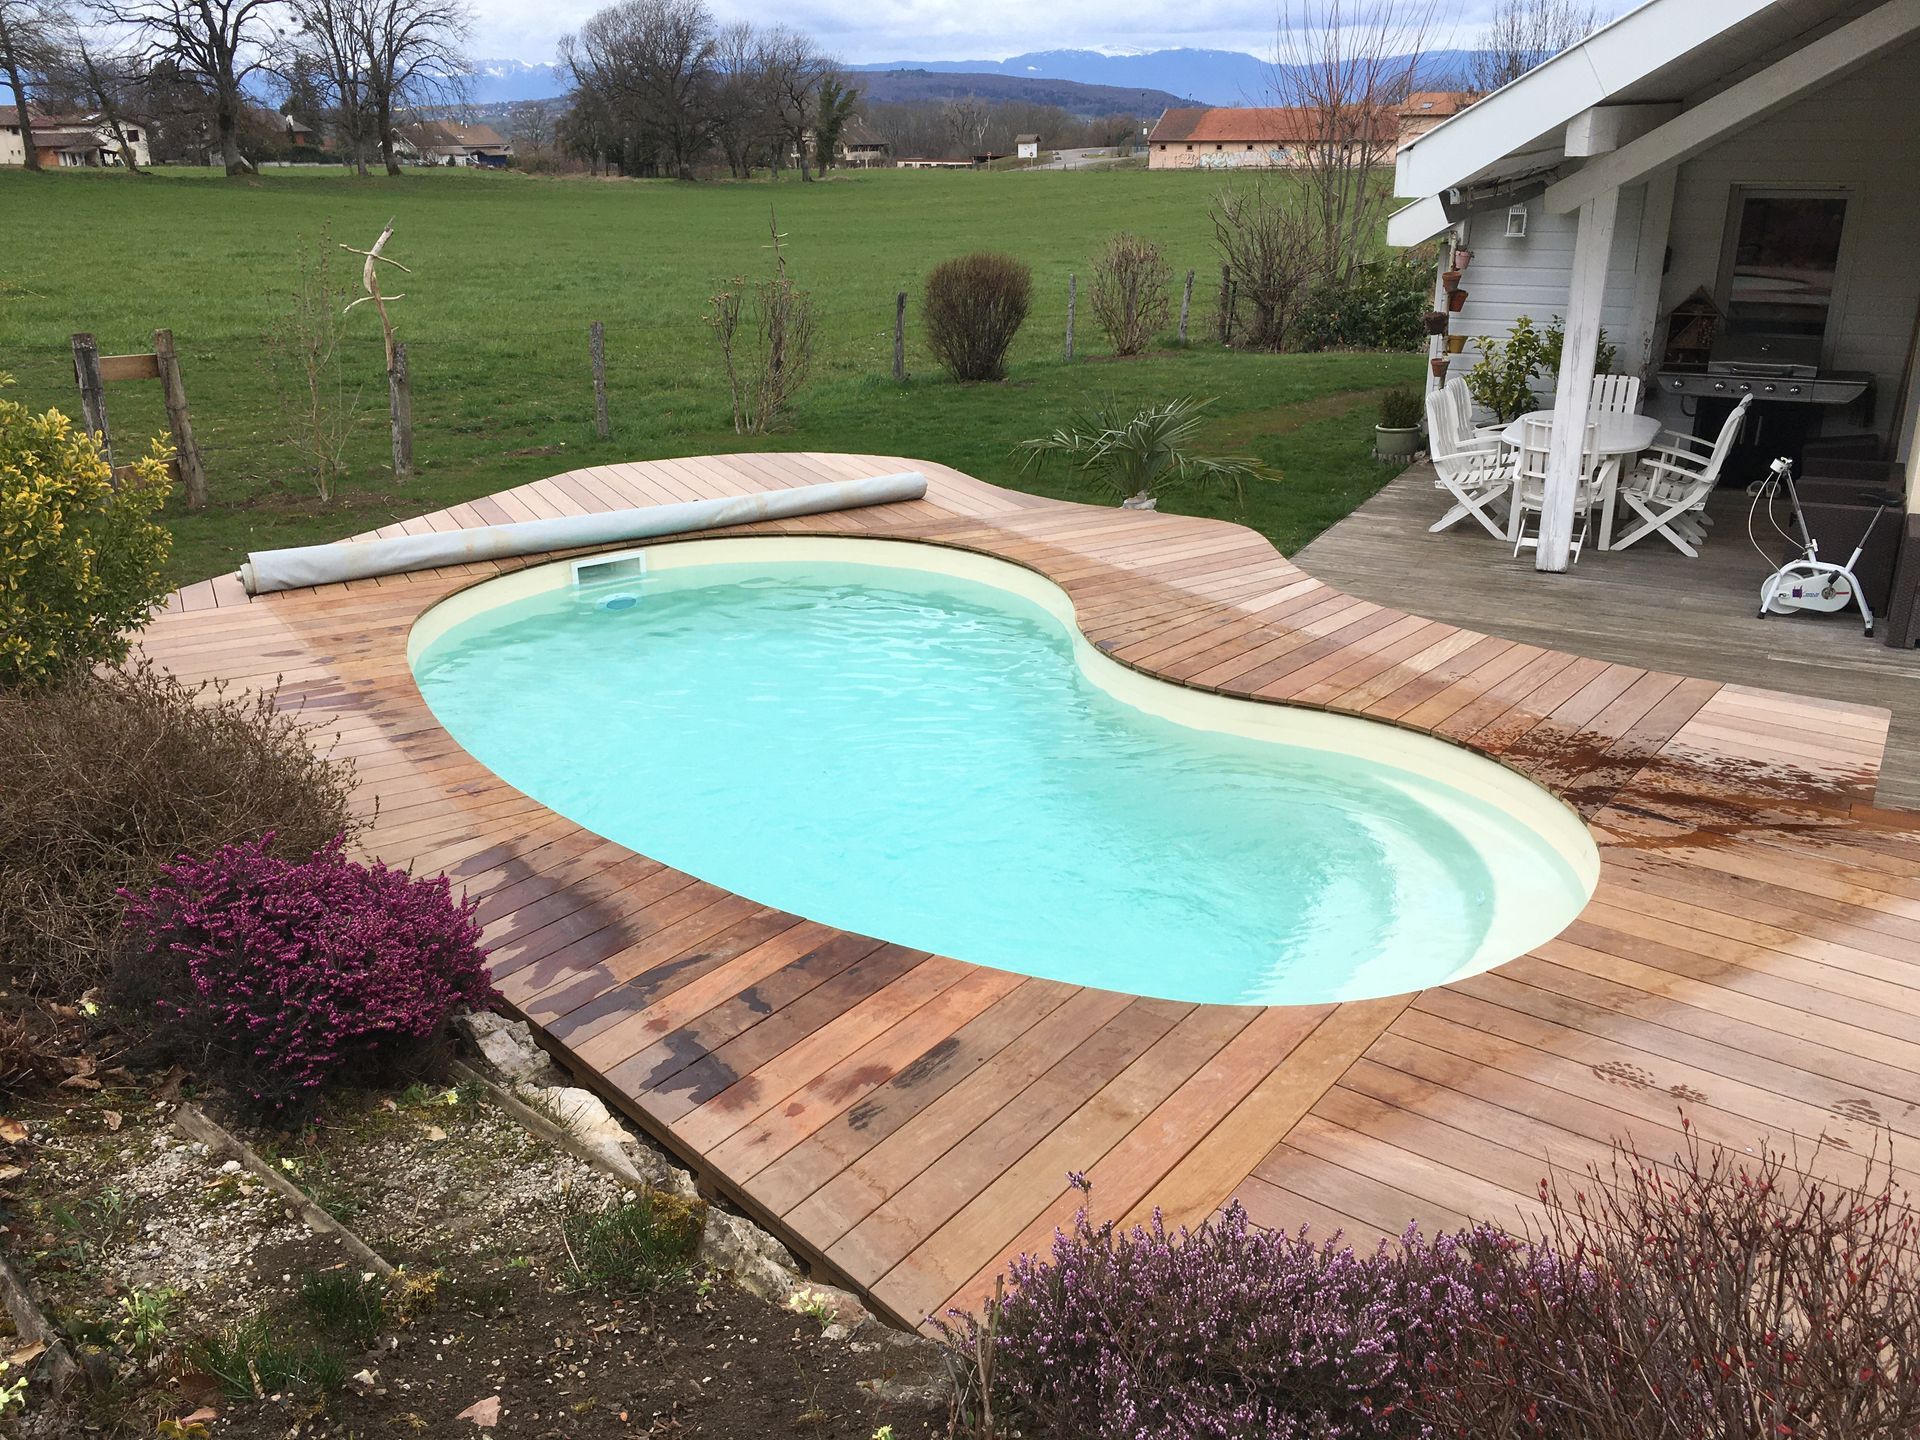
560, 0, 715, 180
809, 72, 854, 175
1465, 0, 1605, 94
357, 0, 470, 175
102, 0, 280, 173
0, 0, 57, 170
755, 24, 828, 180
1270, 0, 1441, 284
51, 19, 147, 171
285, 0, 372, 173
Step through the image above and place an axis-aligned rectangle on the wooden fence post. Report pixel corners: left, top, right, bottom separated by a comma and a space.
70, 333, 112, 465
1216, 265, 1233, 345
150, 329, 207, 508
892, 291, 906, 382
1064, 273, 1076, 362
589, 320, 610, 439
388, 341, 414, 478
1179, 269, 1195, 345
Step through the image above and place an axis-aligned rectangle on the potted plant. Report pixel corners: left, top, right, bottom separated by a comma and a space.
1374, 386, 1423, 461
1015, 395, 1277, 512
1422, 310, 1449, 336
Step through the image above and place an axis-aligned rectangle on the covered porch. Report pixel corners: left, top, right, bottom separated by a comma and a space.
1391, 0, 1920, 575
1298, 460, 1920, 807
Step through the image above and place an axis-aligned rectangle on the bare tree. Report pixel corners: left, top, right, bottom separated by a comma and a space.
706, 18, 769, 176
1466, 0, 1604, 94
102, 0, 280, 174
941, 92, 987, 157
51, 21, 147, 172
505, 98, 550, 159
560, 0, 716, 180
0, 0, 59, 170
1211, 179, 1322, 349
1270, 0, 1441, 285
286, 0, 374, 173
755, 23, 828, 180
357, 0, 470, 175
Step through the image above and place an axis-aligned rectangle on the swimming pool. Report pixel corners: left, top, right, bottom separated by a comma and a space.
409, 538, 1597, 1007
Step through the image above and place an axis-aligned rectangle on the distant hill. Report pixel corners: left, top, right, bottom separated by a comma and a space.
850, 47, 1482, 107
464, 59, 566, 103
462, 45, 1482, 112
855, 69, 1187, 116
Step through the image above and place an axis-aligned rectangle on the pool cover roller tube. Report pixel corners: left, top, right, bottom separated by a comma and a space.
237, 471, 929, 595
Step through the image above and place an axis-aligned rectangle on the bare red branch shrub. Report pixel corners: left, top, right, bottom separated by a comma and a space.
1418, 1126, 1920, 1440
922, 252, 1032, 382
1089, 233, 1172, 358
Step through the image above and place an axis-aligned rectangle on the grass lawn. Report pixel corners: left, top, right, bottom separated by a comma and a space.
0, 164, 1422, 584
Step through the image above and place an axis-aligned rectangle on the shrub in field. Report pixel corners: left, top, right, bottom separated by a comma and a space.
922, 253, 1033, 381
706, 212, 817, 434
118, 835, 496, 1119
1417, 1129, 1920, 1440
1089, 232, 1172, 357
1295, 251, 1433, 353
940, 1195, 1518, 1440
1209, 181, 1319, 351
0, 664, 359, 996
0, 379, 173, 687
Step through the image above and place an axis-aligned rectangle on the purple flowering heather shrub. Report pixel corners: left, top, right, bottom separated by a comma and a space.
944, 1199, 1534, 1440
118, 834, 496, 1118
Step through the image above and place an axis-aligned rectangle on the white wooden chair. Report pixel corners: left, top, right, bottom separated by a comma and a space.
1614, 395, 1752, 557
1426, 385, 1515, 538
1444, 377, 1505, 453
1509, 415, 1604, 561
1589, 373, 1643, 415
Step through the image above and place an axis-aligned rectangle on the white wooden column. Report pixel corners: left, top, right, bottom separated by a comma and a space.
1623, 171, 1676, 380
1537, 186, 1620, 573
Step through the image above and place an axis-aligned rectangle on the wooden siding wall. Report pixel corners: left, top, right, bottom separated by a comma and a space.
1452, 185, 1647, 396
1660, 41, 1920, 447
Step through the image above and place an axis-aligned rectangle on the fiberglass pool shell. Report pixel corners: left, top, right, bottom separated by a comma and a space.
408, 537, 1599, 1008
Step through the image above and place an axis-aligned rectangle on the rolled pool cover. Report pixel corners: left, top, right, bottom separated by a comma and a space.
237, 471, 929, 595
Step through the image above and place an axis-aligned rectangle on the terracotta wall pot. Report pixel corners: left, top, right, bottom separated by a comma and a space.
1429, 356, 1450, 378
1452, 248, 1473, 272
1422, 310, 1449, 335
1441, 269, 1463, 293
1445, 334, 1468, 354
1447, 288, 1470, 313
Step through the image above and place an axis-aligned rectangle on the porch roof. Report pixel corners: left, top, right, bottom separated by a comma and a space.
1388, 0, 1906, 245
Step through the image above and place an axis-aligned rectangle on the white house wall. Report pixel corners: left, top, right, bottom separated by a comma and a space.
1452, 184, 1647, 396
1659, 42, 1920, 446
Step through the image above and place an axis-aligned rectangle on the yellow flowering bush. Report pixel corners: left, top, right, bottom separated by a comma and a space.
0, 379, 173, 687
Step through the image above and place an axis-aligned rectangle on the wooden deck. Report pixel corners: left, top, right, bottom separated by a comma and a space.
1296, 462, 1920, 808
143, 454, 1920, 1333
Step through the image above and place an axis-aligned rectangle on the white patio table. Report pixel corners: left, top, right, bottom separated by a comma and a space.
1499, 408, 1661, 552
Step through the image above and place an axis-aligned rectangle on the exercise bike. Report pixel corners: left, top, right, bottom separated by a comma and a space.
1751, 456, 1888, 637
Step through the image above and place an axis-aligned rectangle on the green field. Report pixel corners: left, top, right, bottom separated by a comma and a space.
0, 165, 1421, 583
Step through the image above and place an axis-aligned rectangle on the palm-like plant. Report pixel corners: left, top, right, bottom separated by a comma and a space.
1015, 396, 1276, 510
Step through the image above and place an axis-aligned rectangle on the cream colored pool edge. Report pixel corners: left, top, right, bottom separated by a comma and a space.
408, 535, 1601, 992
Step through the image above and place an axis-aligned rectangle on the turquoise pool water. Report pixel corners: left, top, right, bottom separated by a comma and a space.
410, 544, 1594, 1006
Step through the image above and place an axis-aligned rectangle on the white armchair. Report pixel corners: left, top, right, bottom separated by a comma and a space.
1426, 385, 1515, 539
1614, 395, 1752, 556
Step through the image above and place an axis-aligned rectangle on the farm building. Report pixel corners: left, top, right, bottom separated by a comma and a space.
394, 120, 512, 167
0, 108, 150, 167
1146, 105, 1393, 170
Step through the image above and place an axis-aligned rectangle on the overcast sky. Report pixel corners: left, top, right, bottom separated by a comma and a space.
467, 0, 1567, 68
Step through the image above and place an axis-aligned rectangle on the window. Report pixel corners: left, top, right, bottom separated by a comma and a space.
1720, 189, 1849, 344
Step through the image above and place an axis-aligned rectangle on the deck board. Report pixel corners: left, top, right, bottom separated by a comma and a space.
138, 451, 1920, 1331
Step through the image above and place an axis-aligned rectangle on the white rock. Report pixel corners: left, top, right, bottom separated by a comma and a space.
455, 1012, 560, 1084
219, 1159, 242, 1175
697, 1208, 800, 1304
